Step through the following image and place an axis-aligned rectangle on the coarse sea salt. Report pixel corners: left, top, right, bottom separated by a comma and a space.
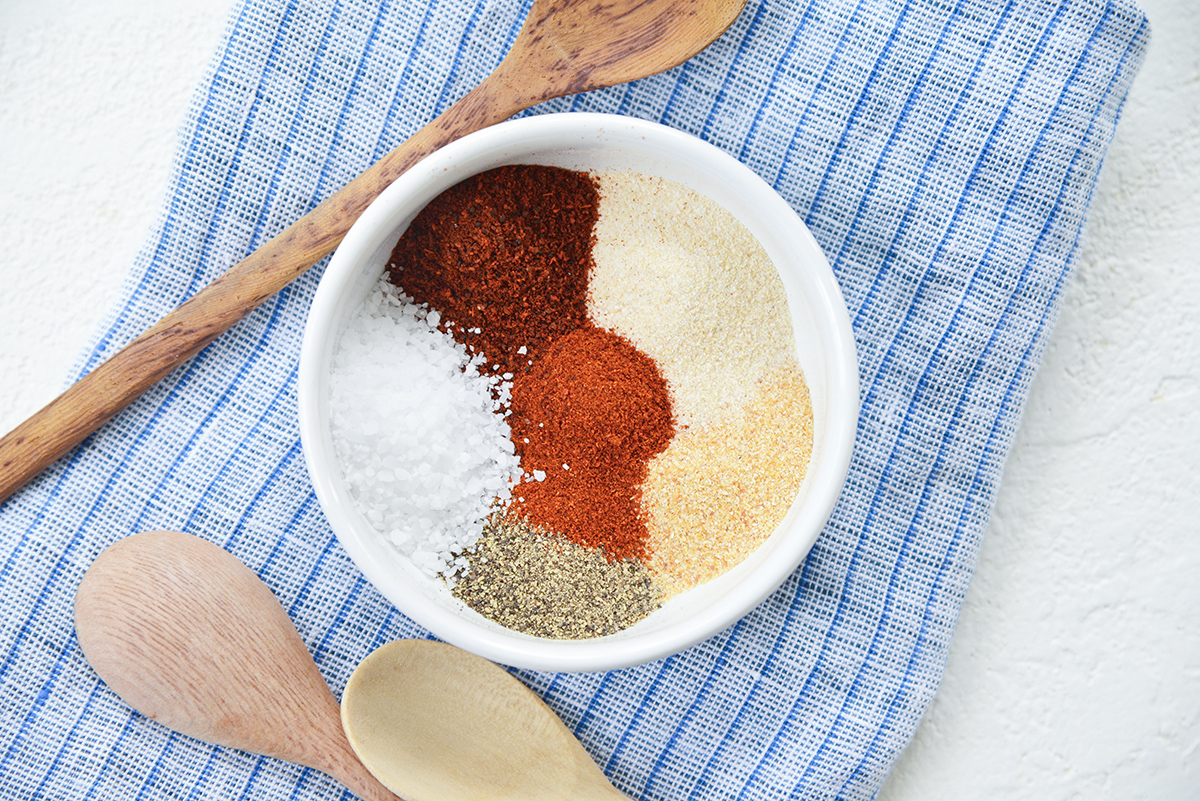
329, 278, 523, 579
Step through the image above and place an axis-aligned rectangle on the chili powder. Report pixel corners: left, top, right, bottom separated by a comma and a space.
508, 324, 674, 561
385, 164, 599, 376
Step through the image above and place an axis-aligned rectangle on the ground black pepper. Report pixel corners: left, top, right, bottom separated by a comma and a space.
452, 513, 663, 639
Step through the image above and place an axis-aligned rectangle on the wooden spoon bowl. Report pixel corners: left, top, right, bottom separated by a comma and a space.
74, 530, 397, 801
342, 640, 629, 800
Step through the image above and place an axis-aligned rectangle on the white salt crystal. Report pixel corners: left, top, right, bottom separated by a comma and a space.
328, 278, 523, 579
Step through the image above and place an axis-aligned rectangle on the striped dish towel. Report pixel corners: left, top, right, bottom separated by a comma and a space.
0, 0, 1148, 798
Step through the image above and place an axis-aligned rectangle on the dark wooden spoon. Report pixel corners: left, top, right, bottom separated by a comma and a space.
0, 0, 746, 502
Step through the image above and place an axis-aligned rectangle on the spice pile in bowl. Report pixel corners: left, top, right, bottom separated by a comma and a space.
328, 164, 813, 640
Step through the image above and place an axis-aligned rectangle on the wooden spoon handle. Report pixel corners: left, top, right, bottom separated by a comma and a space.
323, 746, 404, 801
0, 71, 530, 504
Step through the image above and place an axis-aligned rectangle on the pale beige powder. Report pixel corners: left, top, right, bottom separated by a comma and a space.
640, 366, 814, 598
588, 171, 796, 431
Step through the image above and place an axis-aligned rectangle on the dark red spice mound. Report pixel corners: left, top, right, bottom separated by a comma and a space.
508, 325, 674, 561
386, 164, 599, 376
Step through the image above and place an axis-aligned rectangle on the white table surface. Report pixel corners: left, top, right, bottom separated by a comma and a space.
2, 0, 1196, 797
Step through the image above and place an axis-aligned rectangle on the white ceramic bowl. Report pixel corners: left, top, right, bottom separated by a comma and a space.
298, 112, 857, 673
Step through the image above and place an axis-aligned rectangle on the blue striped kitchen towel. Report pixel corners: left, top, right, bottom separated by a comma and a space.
0, 0, 1148, 798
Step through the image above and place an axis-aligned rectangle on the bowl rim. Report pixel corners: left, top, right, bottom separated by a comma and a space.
299, 112, 859, 672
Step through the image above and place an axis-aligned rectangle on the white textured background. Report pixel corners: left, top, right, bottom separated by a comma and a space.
1, 0, 1196, 797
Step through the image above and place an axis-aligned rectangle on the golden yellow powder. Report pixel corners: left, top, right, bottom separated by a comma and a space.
641, 365, 814, 597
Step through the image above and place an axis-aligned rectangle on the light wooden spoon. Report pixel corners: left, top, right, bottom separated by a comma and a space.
342, 639, 629, 800
0, 0, 746, 503
73, 530, 398, 801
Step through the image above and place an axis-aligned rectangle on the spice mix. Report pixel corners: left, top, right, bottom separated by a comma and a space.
333, 163, 813, 639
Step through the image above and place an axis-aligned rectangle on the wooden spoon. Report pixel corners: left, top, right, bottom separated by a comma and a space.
342, 639, 629, 800
0, 0, 746, 502
73, 530, 398, 801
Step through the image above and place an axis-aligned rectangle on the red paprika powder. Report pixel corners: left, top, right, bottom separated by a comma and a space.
508, 325, 674, 561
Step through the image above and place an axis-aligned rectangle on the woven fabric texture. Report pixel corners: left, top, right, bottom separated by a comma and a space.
0, 0, 1148, 798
